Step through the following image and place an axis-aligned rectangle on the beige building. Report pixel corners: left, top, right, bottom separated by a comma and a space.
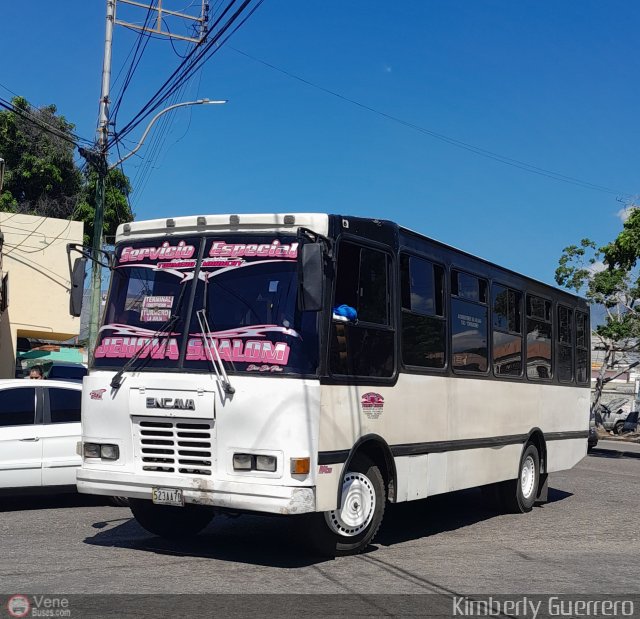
0, 212, 84, 378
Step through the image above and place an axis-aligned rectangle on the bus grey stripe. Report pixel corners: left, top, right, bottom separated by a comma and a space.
317, 431, 589, 465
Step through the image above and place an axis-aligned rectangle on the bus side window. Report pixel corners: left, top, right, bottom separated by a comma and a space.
557, 305, 574, 383
400, 254, 446, 369
451, 270, 489, 373
575, 311, 589, 384
330, 242, 394, 378
526, 295, 552, 380
492, 284, 523, 377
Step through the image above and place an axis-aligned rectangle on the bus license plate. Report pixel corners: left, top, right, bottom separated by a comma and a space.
152, 487, 184, 507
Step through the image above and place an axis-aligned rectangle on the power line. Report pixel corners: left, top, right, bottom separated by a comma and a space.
110, 1, 157, 126
229, 47, 633, 198
0, 96, 92, 147
112, 0, 263, 146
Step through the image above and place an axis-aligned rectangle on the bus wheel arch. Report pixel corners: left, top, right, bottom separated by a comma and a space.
499, 431, 547, 513
310, 452, 386, 556
338, 434, 396, 505
308, 436, 394, 556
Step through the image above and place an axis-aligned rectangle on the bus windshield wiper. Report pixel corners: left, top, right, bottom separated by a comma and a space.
109, 285, 188, 390
195, 308, 235, 396
109, 313, 180, 390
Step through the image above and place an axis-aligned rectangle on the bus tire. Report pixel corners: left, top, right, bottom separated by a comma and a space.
129, 499, 214, 539
109, 496, 129, 507
500, 443, 540, 514
309, 454, 386, 557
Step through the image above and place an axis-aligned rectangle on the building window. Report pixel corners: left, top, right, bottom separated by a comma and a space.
492, 284, 523, 377
400, 254, 446, 369
526, 295, 552, 380
451, 270, 488, 373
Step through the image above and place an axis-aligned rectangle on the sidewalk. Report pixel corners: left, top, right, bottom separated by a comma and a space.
592, 439, 640, 458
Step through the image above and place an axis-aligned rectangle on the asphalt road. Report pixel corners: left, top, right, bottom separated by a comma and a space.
0, 440, 638, 596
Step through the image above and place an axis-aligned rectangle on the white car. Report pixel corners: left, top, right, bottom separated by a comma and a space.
0, 379, 81, 492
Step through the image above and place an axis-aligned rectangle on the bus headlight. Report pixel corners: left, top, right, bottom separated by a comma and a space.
233, 454, 253, 470
83, 443, 101, 458
255, 455, 277, 472
233, 453, 278, 472
84, 442, 119, 460
100, 444, 120, 460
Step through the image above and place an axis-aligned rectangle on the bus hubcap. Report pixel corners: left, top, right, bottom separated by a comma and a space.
325, 472, 375, 537
520, 455, 536, 499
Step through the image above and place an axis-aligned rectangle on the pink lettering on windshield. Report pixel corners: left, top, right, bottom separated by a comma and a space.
186, 324, 300, 366
119, 240, 196, 263
186, 338, 291, 365
208, 239, 298, 260
94, 337, 180, 360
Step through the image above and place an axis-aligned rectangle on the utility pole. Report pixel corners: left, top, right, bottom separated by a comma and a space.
87, 0, 116, 359
86, 0, 210, 358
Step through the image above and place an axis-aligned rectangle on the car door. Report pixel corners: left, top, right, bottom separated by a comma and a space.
41, 386, 82, 487
0, 386, 42, 488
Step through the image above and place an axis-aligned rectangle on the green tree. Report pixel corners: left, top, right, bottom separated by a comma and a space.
0, 96, 132, 243
75, 167, 132, 245
555, 234, 640, 415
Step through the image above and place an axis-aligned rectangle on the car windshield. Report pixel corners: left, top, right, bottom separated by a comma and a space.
93, 235, 319, 376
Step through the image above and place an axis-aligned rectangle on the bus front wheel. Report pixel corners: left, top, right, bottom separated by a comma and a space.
499, 443, 540, 514
129, 498, 214, 539
309, 454, 386, 556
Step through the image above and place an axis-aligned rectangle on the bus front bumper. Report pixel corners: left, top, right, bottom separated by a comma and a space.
77, 468, 316, 515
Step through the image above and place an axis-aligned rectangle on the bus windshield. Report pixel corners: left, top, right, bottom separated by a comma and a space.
94, 235, 319, 376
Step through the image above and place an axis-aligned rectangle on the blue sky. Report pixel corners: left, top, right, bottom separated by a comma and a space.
0, 1, 638, 287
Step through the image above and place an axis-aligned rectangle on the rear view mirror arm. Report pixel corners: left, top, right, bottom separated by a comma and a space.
66, 244, 114, 318
66, 243, 114, 271
297, 227, 333, 259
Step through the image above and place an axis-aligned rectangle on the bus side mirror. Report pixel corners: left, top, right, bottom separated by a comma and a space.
299, 243, 323, 312
70, 257, 87, 317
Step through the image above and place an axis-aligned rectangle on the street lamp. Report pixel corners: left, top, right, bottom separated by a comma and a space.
110, 99, 227, 169
86, 98, 227, 357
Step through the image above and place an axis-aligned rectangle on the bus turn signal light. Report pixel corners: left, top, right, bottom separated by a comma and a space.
290, 457, 310, 475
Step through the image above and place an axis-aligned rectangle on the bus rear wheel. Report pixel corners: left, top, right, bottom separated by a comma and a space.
309, 454, 386, 556
129, 498, 214, 539
499, 443, 540, 513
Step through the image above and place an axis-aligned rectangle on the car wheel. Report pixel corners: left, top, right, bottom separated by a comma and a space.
129, 499, 214, 539
499, 443, 540, 514
308, 454, 386, 557
614, 421, 625, 435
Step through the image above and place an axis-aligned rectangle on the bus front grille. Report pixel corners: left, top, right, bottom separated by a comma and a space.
133, 418, 214, 476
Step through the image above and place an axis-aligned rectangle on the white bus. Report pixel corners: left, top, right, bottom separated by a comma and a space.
70, 213, 590, 555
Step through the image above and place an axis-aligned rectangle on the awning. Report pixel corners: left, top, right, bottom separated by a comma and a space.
18, 348, 83, 364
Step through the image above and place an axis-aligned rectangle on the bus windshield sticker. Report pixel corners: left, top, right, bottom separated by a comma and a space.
186, 324, 301, 366
119, 240, 197, 263
208, 239, 298, 261
140, 308, 172, 322
246, 364, 284, 373
95, 324, 181, 360
140, 296, 174, 322
361, 392, 384, 420
142, 296, 174, 309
